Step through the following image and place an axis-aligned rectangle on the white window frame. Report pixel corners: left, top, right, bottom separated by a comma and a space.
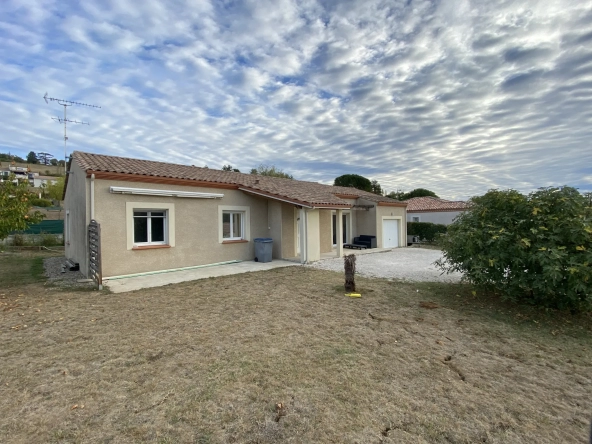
218, 205, 250, 243
223, 211, 244, 240
412, 216, 420, 222
133, 210, 168, 246
331, 210, 351, 246
126, 202, 175, 250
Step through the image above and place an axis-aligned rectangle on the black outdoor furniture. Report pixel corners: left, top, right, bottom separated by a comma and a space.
352, 235, 377, 249
343, 243, 367, 250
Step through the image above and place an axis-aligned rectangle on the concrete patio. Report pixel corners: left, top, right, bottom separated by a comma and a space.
103, 259, 300, 293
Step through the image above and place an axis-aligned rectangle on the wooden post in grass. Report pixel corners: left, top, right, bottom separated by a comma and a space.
344, 254, 356, 292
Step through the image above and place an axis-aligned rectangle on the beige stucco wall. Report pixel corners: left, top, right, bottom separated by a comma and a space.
355, 199, 378, 238
281, 204, 295, 258
407, 210, 464, 225
319, 210, 333, 253
267, 201, 283, 258
93, 179, 271, 277
63, 161, 89, 276
305, 209, 320, 262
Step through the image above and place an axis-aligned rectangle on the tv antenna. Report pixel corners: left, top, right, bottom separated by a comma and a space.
44, 92, 100, 173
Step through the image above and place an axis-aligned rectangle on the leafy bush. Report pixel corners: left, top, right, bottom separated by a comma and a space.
29, 198, 52, 207
407, 222, 447, 243
39, 233, 63, 247
9, 233, 63, 247
12, 233, 27, 246
0, 176, 44, 239
436, 187, 592, 312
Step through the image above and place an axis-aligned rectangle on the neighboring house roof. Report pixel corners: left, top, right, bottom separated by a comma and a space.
69, 151, 406, 209
405, 196, 470, 213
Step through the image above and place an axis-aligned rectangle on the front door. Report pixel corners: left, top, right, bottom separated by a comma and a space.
383, 219, 399, 248
332, 213, 349, 245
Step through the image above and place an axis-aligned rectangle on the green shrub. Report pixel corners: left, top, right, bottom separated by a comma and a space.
39, 233, 62, 247
407, 222, 447, 243
29, 197, 52, 207
435, 187, 592, 312
12, 233, 27, 246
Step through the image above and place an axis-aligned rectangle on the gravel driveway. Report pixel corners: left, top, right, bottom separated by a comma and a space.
307, 248, 462, 283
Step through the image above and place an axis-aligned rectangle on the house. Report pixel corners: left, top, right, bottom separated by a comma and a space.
0, 165, 29, 184
64, 151, 407, 279
28, 173, 59, 188
405, 196, 470, 225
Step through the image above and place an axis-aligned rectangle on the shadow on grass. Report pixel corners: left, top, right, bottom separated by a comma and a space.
411, 280, 592, 339
0, 253, 49, 287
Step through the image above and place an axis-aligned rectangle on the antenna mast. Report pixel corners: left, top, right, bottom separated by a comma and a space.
44, 92, 100, 173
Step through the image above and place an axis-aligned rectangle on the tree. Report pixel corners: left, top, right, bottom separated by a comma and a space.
370, 180, 383, 195
222, 164, 240, 172
387, 189, 406, 200
46, 176, 66, 201
250, 164, 293, 179
37, 152, 55, 165
26, 151, 38, 164
333, 174, 372, 192
0, 153, 25, 163
50, 158, 58, 166
0, 175, 45, 239
401, 188, 439, 200
436, 187, 592, 312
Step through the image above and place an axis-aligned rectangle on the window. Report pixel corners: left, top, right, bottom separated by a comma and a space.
222, 211, 244, 240
133, 210, 167, 245
412, 216, 420, 222
218, 205, 250, 243
126, 202, 175, 250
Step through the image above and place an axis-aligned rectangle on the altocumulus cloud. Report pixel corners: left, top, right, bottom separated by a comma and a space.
1, 0, 591, 199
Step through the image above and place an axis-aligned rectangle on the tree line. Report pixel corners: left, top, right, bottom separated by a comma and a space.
0, 152, 65, 167
220, 167, 437, 200
333, 173, 438, 200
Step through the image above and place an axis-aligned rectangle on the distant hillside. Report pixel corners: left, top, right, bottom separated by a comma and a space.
0, 161, 64, 177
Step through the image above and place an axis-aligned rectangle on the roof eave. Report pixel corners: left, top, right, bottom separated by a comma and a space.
407, 208, 469, 213
85, 170, 239, 190
239, 186, 352, 209
377, 201, 408, 207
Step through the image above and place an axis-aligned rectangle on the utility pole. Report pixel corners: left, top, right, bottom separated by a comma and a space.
44, 93, 100, 174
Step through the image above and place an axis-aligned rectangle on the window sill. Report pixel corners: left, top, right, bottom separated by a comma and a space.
132, 244, 171, 250
222, 239, 248, 244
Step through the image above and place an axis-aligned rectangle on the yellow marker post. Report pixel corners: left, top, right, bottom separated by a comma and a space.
345, 293, 361, 298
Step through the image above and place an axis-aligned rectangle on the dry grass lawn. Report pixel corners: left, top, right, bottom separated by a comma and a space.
1, 254, 591, 443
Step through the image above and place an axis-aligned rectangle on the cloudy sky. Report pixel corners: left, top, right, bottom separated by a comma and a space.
1, 0, 591, 199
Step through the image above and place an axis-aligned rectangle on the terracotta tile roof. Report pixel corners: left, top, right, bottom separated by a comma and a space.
405, 196, 470, 212
72, 151, 404, 208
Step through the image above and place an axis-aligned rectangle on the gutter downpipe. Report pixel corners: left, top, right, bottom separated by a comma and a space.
90, 173, 98, 288
90, 174, 95, 220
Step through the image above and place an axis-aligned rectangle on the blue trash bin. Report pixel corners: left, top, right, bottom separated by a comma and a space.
254, 238, 273, 263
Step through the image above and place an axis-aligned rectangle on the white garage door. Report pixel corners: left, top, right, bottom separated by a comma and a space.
383, 219, 399, 248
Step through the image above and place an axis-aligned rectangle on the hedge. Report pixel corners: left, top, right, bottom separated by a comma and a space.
407, 221, 447, 242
